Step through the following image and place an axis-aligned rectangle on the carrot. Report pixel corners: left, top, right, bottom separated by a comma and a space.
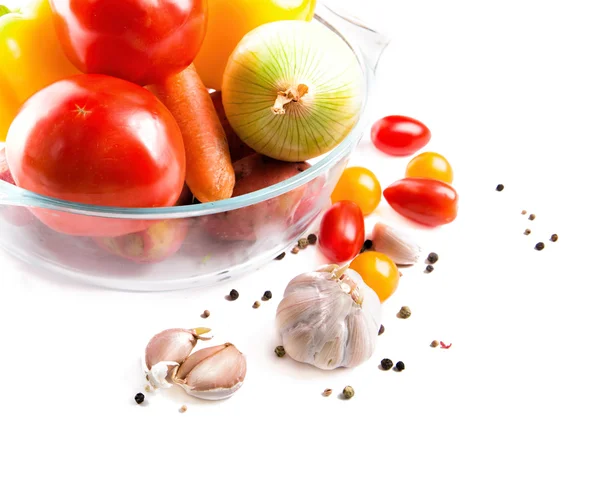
149, 64, 234, 202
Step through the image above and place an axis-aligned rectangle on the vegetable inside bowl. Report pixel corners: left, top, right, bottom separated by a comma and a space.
0, 3, 389, 290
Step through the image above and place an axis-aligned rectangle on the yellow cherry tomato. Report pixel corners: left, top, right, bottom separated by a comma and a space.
193, 0, 317, 91
331, 166, 382, 215
405, 152, 454, 184
349, 251, 399, 302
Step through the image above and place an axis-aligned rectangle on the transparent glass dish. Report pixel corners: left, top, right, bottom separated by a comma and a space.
0, 3, 390, 291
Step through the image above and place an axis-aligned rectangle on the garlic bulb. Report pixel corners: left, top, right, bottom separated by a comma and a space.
276, 265, 382, 370
173, 343, 247, 400
371, 222, 422, 265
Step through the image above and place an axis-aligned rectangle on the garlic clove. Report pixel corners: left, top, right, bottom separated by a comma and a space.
144, 328, 199, 370
371, 222, 422, 265
174, 343, 247, 400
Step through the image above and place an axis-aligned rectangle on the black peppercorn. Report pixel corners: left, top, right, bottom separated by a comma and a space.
550, 234, 558, 242
395, 361, 405, 372
134, 393, 145, 404
360, 239, 373, 253
307, 234, 317, 245
229, 289, 239, 301
275, 252, 286, 260
378, 325, 385, 336
427, 252, 439, 264
535, 242, 545, 251
381, 358, 393, 370
496, 184, 504, 192
425, 264, 434, 273
262, 290, 273, 301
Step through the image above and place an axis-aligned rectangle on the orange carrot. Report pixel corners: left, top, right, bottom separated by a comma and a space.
149, 64, 234, 202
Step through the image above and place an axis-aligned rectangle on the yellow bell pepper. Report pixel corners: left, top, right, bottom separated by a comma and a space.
0, 0, 80, 141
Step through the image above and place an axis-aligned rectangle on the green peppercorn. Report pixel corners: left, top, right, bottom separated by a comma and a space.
262, 290, 273, 301
342, 386, 355, 399
427, 252, 439, 264
397, 306, 411, 319
395, 361, 405, 372
307, 234, 318, 245
535, 242, 545, 251
229, 289, 239, 301
134, 393, 145, 404
274, 346, 286, 357
298, 237, 309, 249
381, 358, 393, 370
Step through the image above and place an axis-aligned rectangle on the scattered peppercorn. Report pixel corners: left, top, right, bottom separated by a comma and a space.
291, 246, 300, 254
253, 301, 261, 309
550, 234, 558, 242
342, 386, 355, 399
521, 210, 527, 215
535, 242, 545, 251
323, 388, 333, 397
378, 325, 385, 336
360, 239, 373, 253
397, 306, 411, 319
179, 405, 188, 413
528, 214, 536, 221
395, 361, 405, 372
229, 289, 239, 301
524, 229, 531, 235
201, 310, 210, 318
381, 358, 394, 370
425, 264, 435, 273
275, 252, 286, 260
134, 393, 145, 404
427, 252, 439, 264
262, 290, 273, 301
298, 237, 309, 249
430, 340, 440, 348
307, 234, 318, 245
496, 184, 504, 192
274, 346, 286, 357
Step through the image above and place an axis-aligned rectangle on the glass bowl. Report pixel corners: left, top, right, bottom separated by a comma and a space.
0, 3, 390, 291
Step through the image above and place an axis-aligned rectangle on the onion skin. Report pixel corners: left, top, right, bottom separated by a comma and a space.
222, 21, 364, 162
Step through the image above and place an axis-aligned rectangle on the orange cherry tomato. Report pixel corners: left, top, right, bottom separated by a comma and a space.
405, 152, 453, 184
349, 251, 399, 302
330, 166, 382, 215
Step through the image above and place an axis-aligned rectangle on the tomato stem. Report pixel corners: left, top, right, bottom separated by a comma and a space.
271, 84, 309, 115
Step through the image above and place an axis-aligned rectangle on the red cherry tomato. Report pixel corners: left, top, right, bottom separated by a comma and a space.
383, 178, 458, 227
318, 201, 365, 263
50, 0, 208, 85
371, 115, 431, 157
6, 74, 186, 237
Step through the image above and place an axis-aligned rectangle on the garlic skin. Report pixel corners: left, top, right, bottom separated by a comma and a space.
276, 266, 382, 370
371, 222, 422, 265
174, 343, 247, 400
146, 361, 179, 390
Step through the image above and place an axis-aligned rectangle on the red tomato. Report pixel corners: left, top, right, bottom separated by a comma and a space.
318, 201, 365, 263
50, 0, 208, 85
383, 178, 458, 227
6, 74, 186, 237
371, 115, 431, 157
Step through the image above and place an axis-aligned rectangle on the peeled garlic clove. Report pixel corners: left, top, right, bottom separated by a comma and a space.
371, 222, 421, 265
145, 328, 200, 371
174, 343, 247, 400
146, 361, 180, 390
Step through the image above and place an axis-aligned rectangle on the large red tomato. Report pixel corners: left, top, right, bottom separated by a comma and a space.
383, 177, 458, 227
50, 0, 208, 86
6, 74, 186, 237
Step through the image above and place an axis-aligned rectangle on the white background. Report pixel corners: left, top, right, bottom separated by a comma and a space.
1, 0, 599, 485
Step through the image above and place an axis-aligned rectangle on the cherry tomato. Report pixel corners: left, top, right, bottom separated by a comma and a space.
405, 152, 453, 184
318, 201, 364, 263
330, 166, 382, 216
383, 178, 458, 227
371, 115, 431, 157
6, 74, 186, 237
349, 251, 399, 302
50, 0, 208, 85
